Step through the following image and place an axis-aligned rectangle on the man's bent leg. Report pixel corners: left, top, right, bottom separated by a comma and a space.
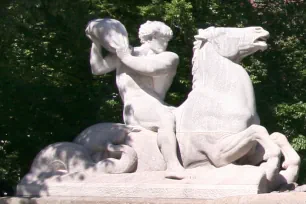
157, 109, 185, 179
127, 98, 185, 179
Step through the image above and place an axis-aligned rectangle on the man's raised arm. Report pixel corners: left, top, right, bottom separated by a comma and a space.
90, 42, 118, 75
116, 48, 179, 76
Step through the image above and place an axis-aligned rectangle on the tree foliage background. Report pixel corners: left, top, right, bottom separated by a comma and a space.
0, 0, 305, 194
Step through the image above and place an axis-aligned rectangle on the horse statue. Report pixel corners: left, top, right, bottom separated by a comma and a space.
174, 26, 300, 190
18, 26, 300, 193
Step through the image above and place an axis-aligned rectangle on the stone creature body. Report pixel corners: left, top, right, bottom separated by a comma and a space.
20, 124, 138, 184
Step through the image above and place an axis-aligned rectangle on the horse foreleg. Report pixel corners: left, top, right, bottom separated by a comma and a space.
270, 132, 300, 185
235, 143, 265, 166
205, 125, 281, 183
204, 130, 255, 167
234, 131, 300, 191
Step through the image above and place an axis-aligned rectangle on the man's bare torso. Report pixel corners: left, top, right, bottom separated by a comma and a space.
115, 47, 176, 104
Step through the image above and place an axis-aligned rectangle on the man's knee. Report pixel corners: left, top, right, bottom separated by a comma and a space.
158, 111, 175, 131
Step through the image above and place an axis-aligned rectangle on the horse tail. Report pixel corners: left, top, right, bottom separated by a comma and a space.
96, 143, 138, 173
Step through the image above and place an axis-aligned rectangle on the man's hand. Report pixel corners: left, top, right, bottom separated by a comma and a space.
86, 33, 101, 47
116, 46, 132, 60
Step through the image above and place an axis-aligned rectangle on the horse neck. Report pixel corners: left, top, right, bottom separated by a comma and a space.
192, 42, 236, 91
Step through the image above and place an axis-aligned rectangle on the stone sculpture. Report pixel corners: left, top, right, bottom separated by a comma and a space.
17, 19, 302, 198
174, 26, 300, 190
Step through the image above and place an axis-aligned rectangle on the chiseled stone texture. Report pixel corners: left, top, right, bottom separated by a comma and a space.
2, 193, 306, 204
17, 167, 267, 199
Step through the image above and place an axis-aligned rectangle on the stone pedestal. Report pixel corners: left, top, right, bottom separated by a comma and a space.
2, 193, 306, 204
17, 164, 267, 199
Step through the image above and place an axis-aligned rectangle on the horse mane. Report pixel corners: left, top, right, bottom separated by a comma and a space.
191, 27, 217, 89
191, 39, 206, 89
191, 40, 203, 76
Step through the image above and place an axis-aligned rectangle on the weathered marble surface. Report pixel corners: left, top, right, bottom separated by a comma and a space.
17, 19, 302, 199
17, 165, 267, 198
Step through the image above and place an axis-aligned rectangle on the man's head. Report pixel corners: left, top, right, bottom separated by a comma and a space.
138, 21, 173, 53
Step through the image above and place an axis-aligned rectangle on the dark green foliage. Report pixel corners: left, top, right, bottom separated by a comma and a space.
0, 0, 305, 192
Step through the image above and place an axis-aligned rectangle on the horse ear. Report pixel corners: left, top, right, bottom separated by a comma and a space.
194, 27, 215, 41
194, 29, 206, 41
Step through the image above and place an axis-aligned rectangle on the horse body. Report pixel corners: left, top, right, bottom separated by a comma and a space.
175, 28, 263, 168
174, 27, 300, 191
177, 49, 253, 134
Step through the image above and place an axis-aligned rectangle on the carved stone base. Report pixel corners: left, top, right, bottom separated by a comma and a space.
17, 164, 267, 199
3, 193, 306, 204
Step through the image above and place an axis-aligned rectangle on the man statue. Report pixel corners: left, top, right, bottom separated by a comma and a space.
88, 20, 185, 179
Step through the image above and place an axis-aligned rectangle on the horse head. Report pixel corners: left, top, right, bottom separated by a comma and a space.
194, 26, 269, 63
191, 26, 270, 90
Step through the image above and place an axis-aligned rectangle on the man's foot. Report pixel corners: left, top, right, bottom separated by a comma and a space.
165, 165, 185, 180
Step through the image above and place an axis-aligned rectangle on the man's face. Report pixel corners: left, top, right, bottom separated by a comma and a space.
149, 35, 170, 54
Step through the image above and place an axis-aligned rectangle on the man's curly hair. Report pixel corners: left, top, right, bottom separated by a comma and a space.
138, 21, 173, 44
